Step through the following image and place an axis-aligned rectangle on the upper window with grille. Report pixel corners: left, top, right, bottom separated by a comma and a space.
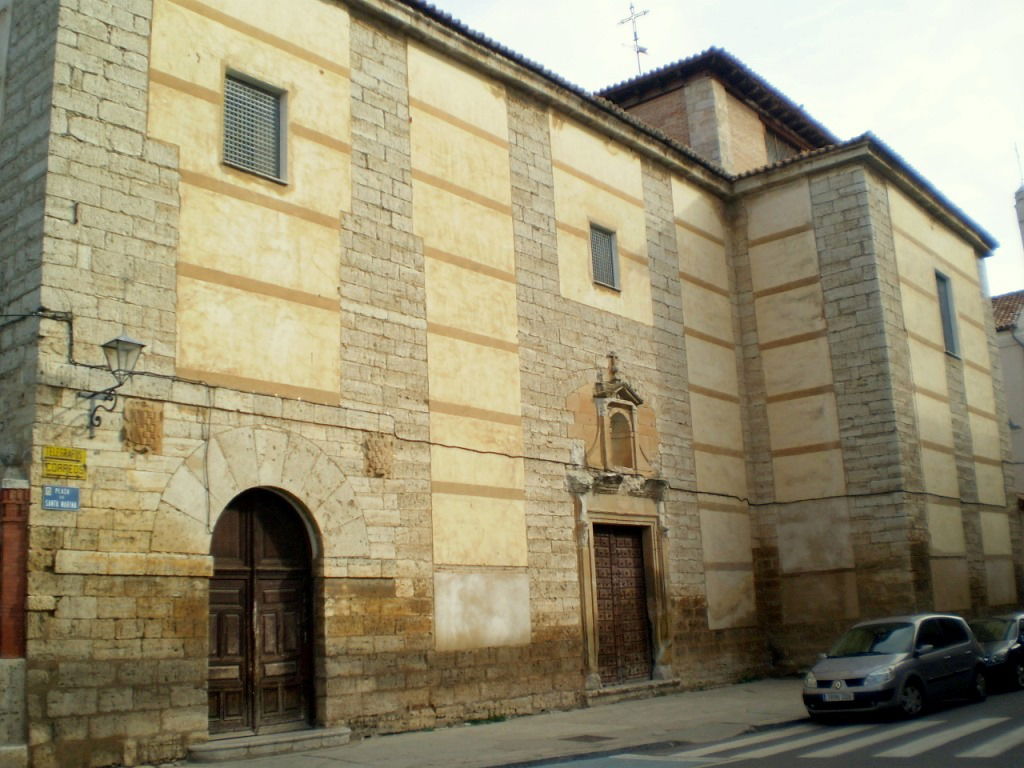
935, 270, 959, 357
590, 224, 619, 290
223, 74, 285, 181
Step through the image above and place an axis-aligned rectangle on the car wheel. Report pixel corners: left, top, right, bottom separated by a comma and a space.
969, 668, 987, 702
897, 679, 925, 718
1014, 661, 1024, 690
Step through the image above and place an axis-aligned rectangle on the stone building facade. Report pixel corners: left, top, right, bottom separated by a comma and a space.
0, 1, 1017, 766
990, 189, 1024, 499
991, 289, 1024, 498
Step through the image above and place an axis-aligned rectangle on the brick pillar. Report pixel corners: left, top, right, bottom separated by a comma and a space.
0, 486, 28, 658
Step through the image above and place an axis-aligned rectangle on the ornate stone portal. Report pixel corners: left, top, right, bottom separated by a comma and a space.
568, 355, 672, 689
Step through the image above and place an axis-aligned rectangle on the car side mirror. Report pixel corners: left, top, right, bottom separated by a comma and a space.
914, 644, 934, 657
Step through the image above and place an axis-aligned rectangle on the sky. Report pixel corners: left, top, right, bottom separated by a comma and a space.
428, 0, 1024, 296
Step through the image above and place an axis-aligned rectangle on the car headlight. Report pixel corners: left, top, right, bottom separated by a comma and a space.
804, 671, 817, 689
863, 667, 895, 686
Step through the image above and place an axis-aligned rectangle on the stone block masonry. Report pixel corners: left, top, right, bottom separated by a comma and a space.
1, 0, 1014, 765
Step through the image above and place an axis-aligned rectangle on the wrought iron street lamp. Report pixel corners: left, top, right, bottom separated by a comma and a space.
78, 335, 145, 437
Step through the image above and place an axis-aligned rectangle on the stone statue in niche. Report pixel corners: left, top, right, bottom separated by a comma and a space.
123, 399, 163, 454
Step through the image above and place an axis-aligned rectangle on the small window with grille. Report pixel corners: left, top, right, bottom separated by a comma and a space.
223, 73, 285, 181
590, 224, 619, 290
935, 270, 959, 356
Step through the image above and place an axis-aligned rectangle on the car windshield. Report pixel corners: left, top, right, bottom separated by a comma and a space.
828, 622, 914, 657
969, 619, 1014, 643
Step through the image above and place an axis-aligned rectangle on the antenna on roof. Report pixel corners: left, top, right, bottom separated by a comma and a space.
619, 3, 650, 76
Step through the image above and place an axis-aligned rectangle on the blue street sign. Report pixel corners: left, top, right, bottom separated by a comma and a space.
43, 485, 80, 511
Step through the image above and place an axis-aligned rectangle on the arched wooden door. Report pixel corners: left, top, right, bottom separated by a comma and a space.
208, 489, 314, 734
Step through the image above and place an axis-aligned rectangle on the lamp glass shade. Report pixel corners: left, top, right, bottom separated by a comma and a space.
101, 335, 145, 374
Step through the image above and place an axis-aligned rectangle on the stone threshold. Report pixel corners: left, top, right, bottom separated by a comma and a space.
584, 678, 682, 707
188, 726, 351, 763
0, 745, 28, 768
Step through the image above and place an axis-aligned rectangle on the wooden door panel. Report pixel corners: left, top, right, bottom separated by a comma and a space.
208, 576, 251, 732
209, 490, 313, 734
256, 575, 309, 726
594, 525, 653, 685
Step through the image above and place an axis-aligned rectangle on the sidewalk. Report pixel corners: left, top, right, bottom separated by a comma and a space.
189, 678, 806, 768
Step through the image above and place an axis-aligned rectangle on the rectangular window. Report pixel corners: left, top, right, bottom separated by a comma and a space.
223, 73, 285, 181
936, 271, 959, 356
590, 225, 619, 290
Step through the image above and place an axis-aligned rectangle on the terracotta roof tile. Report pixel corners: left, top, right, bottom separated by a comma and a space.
992, 290, 1024, 331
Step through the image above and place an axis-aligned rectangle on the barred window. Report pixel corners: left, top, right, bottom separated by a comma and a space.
224, 74, 284, 180
590, 225, 619, 290
936, 271, 959, 356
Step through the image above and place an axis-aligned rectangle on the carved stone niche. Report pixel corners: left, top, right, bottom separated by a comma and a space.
595, 379, 643, 475
566, 353, 660, 487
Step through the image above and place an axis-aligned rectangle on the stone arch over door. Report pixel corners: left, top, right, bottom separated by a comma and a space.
154, 426, 369, 561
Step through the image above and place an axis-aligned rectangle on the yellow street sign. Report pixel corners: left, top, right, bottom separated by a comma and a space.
42, 446, 87, 479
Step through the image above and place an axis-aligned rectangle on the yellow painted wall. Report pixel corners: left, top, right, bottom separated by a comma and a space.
700, 501, 756, 630
408, 44, 530, 648
705, 568, 756, 629
672, 178, 754, 628
766, 395, 839, 452
746, 179, 810, 240
747, 179, 845, 502
889, 183, 1005, 508
932, 558, 971, 611
987, 560, 1018, 606
550, 117, 652, 324
980, 511, 1012, 556
776, 500, 855, 573
748, 230, 818, 292
148, 0, 350, 402
927, 502, 966, 555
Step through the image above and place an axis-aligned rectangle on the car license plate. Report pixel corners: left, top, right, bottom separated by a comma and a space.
823, 692, 854, 702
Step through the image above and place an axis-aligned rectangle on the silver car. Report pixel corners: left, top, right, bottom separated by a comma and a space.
803, 614, 987, 719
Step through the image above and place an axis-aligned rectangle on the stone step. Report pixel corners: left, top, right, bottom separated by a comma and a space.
188, 726, 352, 763
584, 678, 681, 707
0, 746, 28, 768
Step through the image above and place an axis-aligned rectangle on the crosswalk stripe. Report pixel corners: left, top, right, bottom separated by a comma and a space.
956, 723, 1024, 758
724, 725, 872, 760
801, 719, 941, 758
875, 717, 1009, 758
670, 724, 817, 757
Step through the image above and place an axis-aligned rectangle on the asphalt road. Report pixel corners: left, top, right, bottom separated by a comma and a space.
536, 688, 1024, 768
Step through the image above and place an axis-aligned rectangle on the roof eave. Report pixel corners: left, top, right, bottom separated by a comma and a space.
732, 135, 997, 256
597, 48, 840, 150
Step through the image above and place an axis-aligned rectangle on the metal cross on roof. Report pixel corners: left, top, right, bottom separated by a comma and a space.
619, 2, 650, 76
